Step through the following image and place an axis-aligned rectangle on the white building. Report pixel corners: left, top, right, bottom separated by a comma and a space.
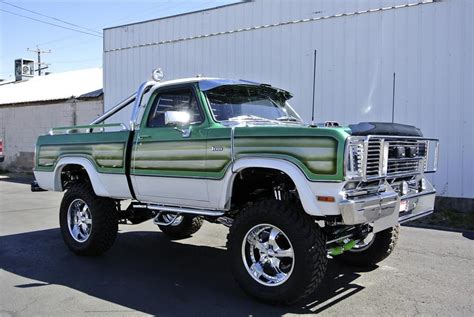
0, 68, 104, 171
103, 0, 474, 204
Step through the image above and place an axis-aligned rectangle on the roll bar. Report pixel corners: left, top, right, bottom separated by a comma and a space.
90, 81, 156, 130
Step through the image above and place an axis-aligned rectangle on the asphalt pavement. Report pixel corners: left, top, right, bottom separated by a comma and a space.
1, 177, 473, 316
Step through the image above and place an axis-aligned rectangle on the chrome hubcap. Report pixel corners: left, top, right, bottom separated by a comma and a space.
67, 198, 92, 243
242, 224, 295, 287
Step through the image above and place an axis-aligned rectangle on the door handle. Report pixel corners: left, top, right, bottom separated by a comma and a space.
174, 126, 192, 138
138, 134, 151, 140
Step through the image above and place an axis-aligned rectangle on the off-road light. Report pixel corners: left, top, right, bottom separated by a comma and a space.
420, 178, 427, 191
345, 182, 358, 190
401, 181, 409, 196
152, 68, 164, 82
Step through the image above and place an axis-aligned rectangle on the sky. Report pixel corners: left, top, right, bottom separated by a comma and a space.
0, 0, 237, 80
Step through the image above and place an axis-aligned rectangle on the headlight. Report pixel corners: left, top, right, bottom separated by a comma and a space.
345, 137, 365, 180
422, 139, 439, 173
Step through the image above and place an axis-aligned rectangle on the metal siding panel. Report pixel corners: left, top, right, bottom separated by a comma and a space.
461, 1, 474, 197
103, 0, 473, 198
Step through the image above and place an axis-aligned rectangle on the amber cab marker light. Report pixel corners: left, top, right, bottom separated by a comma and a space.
317, 196, 336, 202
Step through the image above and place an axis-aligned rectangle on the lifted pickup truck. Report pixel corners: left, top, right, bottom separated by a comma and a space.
34, 70, 439, 304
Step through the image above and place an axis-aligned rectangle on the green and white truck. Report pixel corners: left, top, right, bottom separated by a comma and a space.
33, 70, 439, 304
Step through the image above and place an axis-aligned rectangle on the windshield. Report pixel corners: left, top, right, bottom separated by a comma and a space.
204, 85, 303, 123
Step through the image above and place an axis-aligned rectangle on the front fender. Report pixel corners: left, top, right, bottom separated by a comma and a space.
217, 157, 344, 216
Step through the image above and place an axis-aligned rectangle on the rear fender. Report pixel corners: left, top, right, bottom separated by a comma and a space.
53, 157, 111, 197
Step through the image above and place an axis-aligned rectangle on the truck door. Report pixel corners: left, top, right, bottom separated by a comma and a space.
131, 84, 210, 206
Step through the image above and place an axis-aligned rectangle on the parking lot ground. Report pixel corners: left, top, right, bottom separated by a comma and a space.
1, 178, 473, 316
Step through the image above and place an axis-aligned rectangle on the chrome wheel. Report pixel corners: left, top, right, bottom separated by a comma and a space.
67, 198, 92, 243
241, 224, 295, 287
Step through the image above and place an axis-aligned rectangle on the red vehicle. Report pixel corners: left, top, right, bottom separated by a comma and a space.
0, 138, 4, 162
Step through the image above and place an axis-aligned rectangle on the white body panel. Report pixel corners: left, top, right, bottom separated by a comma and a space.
103, 0, 474, 200
131, 175, 209, 205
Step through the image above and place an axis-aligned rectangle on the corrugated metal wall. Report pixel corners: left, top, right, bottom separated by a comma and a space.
103, 0, 474, 199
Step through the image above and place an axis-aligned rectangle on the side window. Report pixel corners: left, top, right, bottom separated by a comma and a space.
146, 88, 203, 128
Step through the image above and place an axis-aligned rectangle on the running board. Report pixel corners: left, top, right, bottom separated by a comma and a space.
146, 204, 225, 217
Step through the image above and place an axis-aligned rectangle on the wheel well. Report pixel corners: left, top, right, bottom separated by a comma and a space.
60, 164, 91, 190
230, 167, 298, 210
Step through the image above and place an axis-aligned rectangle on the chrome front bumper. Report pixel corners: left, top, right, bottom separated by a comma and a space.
340, 191, 399, 225
339, 183, 436, 231
398, 190, 436, 223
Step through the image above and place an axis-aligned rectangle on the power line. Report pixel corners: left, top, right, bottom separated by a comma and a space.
49, 58, 101, 64
0, 8, 102, 38
1, 0, 102, 35
6, 1, 179, 48
50, 37, 102, 51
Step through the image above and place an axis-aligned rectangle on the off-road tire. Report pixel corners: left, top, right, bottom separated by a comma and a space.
337, 225, 400, 266
227, 199, 327, 304
158, 216, 203, 239
59, 182, 118, 256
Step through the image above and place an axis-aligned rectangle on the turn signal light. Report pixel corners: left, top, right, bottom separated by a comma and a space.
317, 196, 336, 202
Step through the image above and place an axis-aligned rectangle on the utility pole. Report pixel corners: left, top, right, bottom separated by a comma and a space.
27, 46, 51, 76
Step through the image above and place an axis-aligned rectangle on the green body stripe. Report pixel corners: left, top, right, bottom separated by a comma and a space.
35, 131, 128, 173
35, 126, 348, 181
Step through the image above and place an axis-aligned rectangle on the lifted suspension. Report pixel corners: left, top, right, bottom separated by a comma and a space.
324, 224, 371, 256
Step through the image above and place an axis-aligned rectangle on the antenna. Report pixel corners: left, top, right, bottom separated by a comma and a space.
391, 72, 396, 123
311, 49, 317, 126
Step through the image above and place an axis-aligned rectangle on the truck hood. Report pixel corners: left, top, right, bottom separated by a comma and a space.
228, 121, 422, 138
231, 123, 350, 140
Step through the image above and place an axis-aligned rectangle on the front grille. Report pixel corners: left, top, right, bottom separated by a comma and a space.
366, 137, 427, 179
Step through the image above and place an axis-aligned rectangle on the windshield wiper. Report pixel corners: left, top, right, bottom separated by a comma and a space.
276, 115, 301, 122
228, 115, 275, 122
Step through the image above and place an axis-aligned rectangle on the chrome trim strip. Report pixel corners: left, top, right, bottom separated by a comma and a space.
399, 209, 433, 224
401, 189, 436, 200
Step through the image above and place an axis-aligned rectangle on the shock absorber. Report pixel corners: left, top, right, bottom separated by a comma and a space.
328, 239, 358, 256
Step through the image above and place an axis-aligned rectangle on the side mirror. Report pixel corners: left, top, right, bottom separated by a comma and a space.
164, 111, 190, 127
